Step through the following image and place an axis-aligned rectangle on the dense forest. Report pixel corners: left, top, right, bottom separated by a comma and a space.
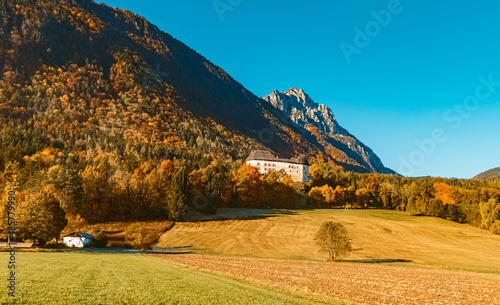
0, 0, 499, 245
2, 150, 500, 245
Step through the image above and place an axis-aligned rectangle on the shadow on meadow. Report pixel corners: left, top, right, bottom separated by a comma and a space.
339, 258, 413, 264
183, 208, 299, 222
80, 246, 193, 255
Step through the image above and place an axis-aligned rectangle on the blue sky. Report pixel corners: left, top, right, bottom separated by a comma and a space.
101, 0, 500, 178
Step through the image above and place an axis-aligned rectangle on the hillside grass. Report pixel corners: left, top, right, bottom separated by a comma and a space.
0, 252, 344, 305
157, 208, 500, 273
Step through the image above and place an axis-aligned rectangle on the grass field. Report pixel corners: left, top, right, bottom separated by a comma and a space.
156, 208, 500, 272
0, 252, 344, 305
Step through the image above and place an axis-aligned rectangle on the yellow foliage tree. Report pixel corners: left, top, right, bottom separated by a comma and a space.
235, 165, 264, 208
332, 185, 346, 206
309, 164, 323, 182
309, 185, 335, 207
355, 188, 370, 208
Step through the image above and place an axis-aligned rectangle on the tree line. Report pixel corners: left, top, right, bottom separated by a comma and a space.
1, 155, 500, 245
306, 161, 500, 234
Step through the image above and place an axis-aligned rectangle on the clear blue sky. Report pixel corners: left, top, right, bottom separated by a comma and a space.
101, 0, 500, 179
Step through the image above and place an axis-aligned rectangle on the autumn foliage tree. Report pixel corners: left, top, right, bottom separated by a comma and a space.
80, 164, 112, 223
17, 188, 67, 245
263, 170, 298, 209
309, 126, 319, 136
434, 182, 456, 206
354, 188, 370, 208
235, 165, 264, 208
480, 199, 500, 234
365, 175, 381, 207
332, 185, 346, 207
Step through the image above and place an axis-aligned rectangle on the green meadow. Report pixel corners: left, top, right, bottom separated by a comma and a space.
0, 252, 344, 305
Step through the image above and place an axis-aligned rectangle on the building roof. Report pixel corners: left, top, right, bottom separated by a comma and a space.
62, 232, 94, 239
246, 150, 309, 165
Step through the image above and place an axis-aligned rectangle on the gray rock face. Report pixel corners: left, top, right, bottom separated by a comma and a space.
262, 88, 347, 135
262, 88, 393, 174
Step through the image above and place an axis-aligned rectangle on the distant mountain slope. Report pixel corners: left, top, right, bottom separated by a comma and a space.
0, 0, 313, 164
262, 88, 394, 174
473, 168, 500, 180
0, 0, 393, 174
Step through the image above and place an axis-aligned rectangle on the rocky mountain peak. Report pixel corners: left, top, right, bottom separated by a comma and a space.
262, 88, 341, 134
262, 88, 394, 174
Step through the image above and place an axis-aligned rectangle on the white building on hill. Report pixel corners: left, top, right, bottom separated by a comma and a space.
246, 150, 310, 183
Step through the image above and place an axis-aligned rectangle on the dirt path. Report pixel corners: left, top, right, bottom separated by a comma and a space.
152, 254, 500, 305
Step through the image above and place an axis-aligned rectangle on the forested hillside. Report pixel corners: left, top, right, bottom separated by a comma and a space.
0, 0, 319, 160
473, 168, 500, 181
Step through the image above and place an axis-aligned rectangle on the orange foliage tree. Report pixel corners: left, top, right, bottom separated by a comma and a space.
309, 126, 319, 136
433, 182, 456, 205
235, 165, 264, 208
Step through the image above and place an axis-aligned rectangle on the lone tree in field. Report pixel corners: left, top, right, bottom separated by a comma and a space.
315, 221, 351, 261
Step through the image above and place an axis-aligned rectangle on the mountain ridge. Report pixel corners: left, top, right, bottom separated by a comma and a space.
262, 88, 393, 174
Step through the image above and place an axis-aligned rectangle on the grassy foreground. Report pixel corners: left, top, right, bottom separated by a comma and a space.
0, 252, 342, 305
157, 208, 500, 272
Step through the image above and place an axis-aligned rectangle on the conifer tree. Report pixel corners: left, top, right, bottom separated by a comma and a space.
164, 167, 188, 221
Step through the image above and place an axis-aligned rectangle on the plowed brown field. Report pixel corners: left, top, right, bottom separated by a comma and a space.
153, 254, 500, 305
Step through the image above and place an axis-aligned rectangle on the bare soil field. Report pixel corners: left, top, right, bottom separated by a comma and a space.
153, 254, 500, 305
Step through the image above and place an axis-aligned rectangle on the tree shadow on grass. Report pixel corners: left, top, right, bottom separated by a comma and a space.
340, 258, 413, 264
80, 246, 193, 255
186, 208, 298, 222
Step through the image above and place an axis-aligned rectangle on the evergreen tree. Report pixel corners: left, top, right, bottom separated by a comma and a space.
164, 167, 188, 221
197, 168, 220, 214
63, 168, 84, 214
